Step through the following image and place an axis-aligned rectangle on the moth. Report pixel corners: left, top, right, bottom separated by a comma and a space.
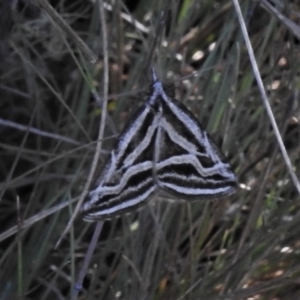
82, 69, 237, 221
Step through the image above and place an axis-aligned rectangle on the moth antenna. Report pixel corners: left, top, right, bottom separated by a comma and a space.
151, 67, 158, 83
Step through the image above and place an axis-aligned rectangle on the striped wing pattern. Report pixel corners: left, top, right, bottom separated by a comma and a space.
82, 71, 236, 221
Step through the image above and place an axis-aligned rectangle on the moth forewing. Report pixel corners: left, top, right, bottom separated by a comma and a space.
81, 103, 159, 221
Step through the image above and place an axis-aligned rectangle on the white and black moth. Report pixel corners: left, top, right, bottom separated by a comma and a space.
81, 69, 237, 221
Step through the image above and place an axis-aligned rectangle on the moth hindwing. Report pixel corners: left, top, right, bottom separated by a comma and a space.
81, 70, 237, 221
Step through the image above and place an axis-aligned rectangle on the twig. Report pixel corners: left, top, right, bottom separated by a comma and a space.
232, 0, 300, 196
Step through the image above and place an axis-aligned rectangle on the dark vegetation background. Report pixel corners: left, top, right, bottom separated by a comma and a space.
1, 0, 300, 299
